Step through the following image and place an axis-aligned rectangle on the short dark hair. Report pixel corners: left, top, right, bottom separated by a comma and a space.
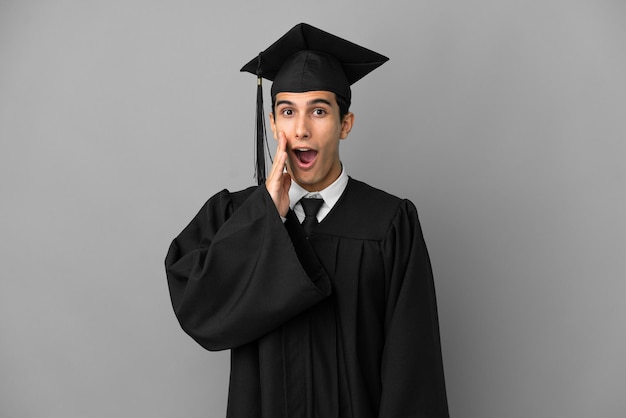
335, 95, 350, 120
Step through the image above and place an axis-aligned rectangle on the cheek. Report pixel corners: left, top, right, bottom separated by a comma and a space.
317, 122, 340, 139
274, 119, 294, 136
271, 117, 284, 137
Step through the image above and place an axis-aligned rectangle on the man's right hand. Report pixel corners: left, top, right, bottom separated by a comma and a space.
265, 132, 291, 217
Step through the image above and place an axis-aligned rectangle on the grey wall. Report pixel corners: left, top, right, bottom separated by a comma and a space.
1, 1, 625, 417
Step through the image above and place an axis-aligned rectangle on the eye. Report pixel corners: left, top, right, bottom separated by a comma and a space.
312, 108, 327, 116
280, 108, 294, 116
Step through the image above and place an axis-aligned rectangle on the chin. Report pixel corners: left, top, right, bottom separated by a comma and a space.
294, 174, 319, 189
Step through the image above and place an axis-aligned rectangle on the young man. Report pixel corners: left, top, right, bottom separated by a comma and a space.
166, 23, 449, 417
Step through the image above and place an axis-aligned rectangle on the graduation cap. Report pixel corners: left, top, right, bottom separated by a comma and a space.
240, 23, 389, 185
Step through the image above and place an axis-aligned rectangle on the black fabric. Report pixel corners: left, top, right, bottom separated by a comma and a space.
300, 197, 324, 236
271, 50, 352, 105
165, 178, 449, 417
240, 23, 389, 101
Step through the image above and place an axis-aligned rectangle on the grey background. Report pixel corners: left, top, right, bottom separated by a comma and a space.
1, 1, 625, 417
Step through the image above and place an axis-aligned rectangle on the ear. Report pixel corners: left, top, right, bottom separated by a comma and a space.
340, 112, 355, 140
269, 112, 278, 140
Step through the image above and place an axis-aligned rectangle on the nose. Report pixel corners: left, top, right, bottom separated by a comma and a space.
294, 114, 310, 139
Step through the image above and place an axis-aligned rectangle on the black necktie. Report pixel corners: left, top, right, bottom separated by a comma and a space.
300, 197, 324, 236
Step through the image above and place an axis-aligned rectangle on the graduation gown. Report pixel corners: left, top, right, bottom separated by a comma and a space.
165, 177, 449, 417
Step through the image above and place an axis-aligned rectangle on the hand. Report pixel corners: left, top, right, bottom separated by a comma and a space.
265, 132, 291, 217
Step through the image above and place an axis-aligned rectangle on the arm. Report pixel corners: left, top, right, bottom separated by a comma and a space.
379, 201, 449, 417
165, 186, 331, 352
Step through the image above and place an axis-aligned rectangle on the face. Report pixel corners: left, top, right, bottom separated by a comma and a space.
270, 90, 354, 192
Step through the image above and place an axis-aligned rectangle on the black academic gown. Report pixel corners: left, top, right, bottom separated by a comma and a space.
165, 177, 449, 418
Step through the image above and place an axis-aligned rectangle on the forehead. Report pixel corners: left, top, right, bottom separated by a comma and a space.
274, 90, 338, 106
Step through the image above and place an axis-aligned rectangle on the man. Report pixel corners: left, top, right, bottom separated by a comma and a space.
166, 23, 449, 417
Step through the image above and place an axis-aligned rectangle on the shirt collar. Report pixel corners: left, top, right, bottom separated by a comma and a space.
289, 166, 349, 221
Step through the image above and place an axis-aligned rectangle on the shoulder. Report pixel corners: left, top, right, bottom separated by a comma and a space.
346, 177, 418, 216
227, 185, 259, 207
326, 178, 417, 240
205, 185, 259, 209
345, 177, 403, 207
194, 185, 261, 224
171, 185, 266, 248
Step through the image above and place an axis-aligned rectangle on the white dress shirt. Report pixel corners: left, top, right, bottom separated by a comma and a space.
288, 167, 349, 223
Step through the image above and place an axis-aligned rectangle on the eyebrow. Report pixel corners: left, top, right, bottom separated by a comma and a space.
275, 98, 333, 108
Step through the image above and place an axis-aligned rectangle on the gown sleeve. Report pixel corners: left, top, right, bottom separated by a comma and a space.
379, 200, 450, 417
165, 186, 331, 351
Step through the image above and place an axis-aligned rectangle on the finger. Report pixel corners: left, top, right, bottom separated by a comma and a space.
267, 137, 287, 185
277, 131, 287, 152
272, 133, 288, 173
269, 149, 285, 181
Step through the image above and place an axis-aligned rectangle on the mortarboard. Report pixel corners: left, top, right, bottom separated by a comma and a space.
240, 23, 389, 185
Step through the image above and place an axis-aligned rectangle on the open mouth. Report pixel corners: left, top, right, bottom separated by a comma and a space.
294, 149, 318, 166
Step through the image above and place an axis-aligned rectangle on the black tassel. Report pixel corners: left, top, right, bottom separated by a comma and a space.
255, 54, 267, 186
